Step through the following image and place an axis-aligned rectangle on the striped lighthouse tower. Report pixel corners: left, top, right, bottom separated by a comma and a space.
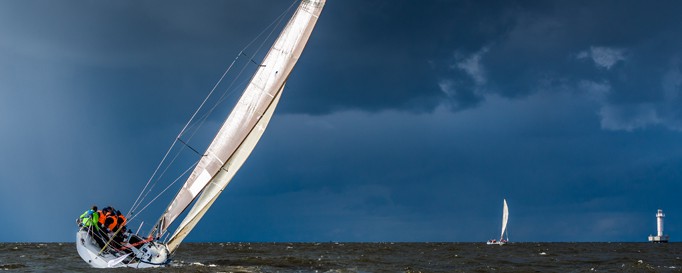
648, 209, 669, 243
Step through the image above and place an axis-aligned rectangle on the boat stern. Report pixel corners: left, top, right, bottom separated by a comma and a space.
76, 229, 114, 268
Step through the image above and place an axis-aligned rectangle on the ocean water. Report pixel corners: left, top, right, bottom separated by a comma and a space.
0, 242, 680, 272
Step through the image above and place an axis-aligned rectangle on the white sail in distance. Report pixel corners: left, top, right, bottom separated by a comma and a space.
153, 0, 326, 245
500, 199, 509, 241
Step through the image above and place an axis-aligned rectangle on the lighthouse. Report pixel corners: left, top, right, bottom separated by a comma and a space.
648, 209, 669, 243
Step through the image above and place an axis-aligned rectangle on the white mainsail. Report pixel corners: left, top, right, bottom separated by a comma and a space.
153, 0, 326, 247
500, 199, 509, 241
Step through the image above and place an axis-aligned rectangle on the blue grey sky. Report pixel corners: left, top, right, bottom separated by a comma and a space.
1, 0, 682, 243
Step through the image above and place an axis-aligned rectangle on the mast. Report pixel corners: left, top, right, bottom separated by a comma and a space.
153, 0, 326, 250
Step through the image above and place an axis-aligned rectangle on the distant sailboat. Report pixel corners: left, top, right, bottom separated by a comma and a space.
487, 199, 509, 245
75, 0, 326, 268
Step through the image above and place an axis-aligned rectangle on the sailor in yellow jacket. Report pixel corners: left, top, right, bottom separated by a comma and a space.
78, 205, 100, 231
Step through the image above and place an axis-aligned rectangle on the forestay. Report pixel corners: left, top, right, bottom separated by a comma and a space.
152, 0, 326, 252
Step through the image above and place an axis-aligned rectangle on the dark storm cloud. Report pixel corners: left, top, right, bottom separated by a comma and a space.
436, 1, 682, 131
284, 0, 518, 114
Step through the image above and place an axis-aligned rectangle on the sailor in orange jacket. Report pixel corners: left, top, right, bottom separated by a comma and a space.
115, 210, 127, 230
104, 210, 118, 233
97, 210, 106, 229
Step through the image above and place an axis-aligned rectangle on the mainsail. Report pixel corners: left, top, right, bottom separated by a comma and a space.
500, 199, 509, 241
152, 0, 326, 250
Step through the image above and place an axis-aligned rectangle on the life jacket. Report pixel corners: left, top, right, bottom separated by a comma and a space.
106, 214, 118, 231
117, 214, 127, 229
97, 210, 106, 226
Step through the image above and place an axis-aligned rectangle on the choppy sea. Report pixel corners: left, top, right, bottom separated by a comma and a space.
0, 242, 680, 272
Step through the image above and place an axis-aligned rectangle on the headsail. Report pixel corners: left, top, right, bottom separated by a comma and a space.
500, 199, 508, 241
152, 0, 326, 247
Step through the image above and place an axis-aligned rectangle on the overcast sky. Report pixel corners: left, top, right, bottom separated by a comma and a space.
2, 0, 682, 243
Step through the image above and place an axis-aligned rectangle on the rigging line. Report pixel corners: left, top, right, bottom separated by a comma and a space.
181, 55, 252, 143
130, 0, 298, 227
127, 160, 200, 224
161, 232, 171, 244
239, 0, 299, 54
129, 143, 190, 219
243, 52, 265, 66
203, 2, 291, 120
129, 53, 241, 215
99, 216, 136, 255
216, 70, 259, 107
130, 149, 191, 222
197, 57, 256, 128
128, 139, 179, 217
177, 138, 203, 156
180, 37, 264, 145
244, 1, 292, 68
181, 1, 294, 140
97, 232, 126, 256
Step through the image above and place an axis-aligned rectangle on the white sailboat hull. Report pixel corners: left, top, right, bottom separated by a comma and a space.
76, 229, 169, 268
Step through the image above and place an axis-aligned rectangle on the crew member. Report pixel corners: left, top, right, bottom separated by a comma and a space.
105, 209, 119, 233
78, 205, 99, 231
115, 210, 127, 231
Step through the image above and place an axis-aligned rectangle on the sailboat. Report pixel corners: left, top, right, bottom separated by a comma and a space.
76, 0, 326, 268
486, 199, 509, 245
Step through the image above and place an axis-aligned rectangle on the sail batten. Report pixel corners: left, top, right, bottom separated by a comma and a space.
154, 0, 326, 242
